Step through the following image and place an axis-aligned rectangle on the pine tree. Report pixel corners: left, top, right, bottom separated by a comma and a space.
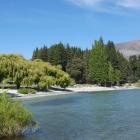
83, 49, 90, 83
114, 69, 121, 85
106, 41, 118, 69
136, 55, 140, 80
66, 44, 73, 63
128, 55, 138, 82
108, 62, 115, 86
117, 51, 129, 84
40, 45, 48, 61
48, 42, 67, 71
32, 47, 39, 60
89, 38, 109, 86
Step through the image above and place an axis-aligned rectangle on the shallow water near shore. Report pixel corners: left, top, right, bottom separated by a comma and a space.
5, 89, 140, 140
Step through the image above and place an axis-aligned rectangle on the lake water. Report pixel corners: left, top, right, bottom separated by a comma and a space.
6, 89, 140, 140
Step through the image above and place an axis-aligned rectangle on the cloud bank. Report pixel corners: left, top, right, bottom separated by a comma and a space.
67, 0, 140, 10
118, 0, 140, 9
67, 0, 104, 7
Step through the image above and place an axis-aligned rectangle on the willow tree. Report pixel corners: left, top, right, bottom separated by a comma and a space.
0, 54, 71, 89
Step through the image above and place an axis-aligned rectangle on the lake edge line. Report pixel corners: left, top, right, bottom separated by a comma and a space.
0, 85, 139, 100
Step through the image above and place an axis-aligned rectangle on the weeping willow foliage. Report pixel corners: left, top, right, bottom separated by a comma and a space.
0, 54, 71, 89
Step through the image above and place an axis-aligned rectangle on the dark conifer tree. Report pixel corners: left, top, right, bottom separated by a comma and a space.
32, 47, 39, 60
39, 45, 48, 61
106, 41, 118, 69
136, 55, 140, 80
66, 58, 86, 83
48, 42, 67, 71
128, 55, 138, 82
117, 51, 129, 84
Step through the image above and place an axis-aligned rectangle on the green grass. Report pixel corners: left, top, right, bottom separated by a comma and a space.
0, 93, 37, 138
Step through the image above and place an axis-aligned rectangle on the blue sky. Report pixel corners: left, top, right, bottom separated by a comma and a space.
0, 0, 140, 59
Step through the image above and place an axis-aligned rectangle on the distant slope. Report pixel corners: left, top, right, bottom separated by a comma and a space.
115, 40, 140, 58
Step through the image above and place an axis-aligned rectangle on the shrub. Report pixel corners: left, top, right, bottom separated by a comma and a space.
18, 88, 36, 94
38, 76, 55, 90
38, 81, 47, 90
0, 93, 37, 138
29, 88, 36, 94
136, 80, 140, 87
56, 74, 71, 88
69, 79, 76, 87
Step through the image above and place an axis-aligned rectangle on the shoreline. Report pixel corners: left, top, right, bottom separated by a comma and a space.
0, 85, 139, 99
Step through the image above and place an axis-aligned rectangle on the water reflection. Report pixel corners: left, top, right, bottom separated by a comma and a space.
29, 96, 84, 106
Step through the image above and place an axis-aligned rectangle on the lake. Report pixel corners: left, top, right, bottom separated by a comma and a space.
6, 89, 140, 140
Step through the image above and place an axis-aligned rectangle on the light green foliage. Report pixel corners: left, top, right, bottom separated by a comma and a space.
89, 38, 109, 86
0, 54, 71, 90
18, 88, 36, 94
69, 79, 76, 87
56, 73, 71, 88
136, 80, 140, 87
0, 93, 36, 138
89, 38, 129, 86
38, 76, 54, 90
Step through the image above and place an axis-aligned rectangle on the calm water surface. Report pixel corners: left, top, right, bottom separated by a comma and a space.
6, 89, 140, 140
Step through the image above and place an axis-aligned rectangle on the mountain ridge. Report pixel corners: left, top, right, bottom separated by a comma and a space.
115, 40, 140, 58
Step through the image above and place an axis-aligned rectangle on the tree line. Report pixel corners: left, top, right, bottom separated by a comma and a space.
32, 43, 89, 84
32, 38, 140, 86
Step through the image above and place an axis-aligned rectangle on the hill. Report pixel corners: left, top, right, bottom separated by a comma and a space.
116, 40, 140, 58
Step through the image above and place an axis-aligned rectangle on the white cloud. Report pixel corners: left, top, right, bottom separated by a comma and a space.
118, 0, 140, 9
66, 0, 140, 10
67, 0, 104, 7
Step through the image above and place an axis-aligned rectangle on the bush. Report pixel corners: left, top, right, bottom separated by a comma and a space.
38, 76, 55, 90
136, 80, 140, 87
18, 88, 36, 94
0, 93, 37, 138
38, 81, 48, 90
69, 79, 76, 87
29, 89, 36, 94
55, 74, 71, 88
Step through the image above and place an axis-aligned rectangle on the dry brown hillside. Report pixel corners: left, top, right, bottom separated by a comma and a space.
116, 40, 140, 58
